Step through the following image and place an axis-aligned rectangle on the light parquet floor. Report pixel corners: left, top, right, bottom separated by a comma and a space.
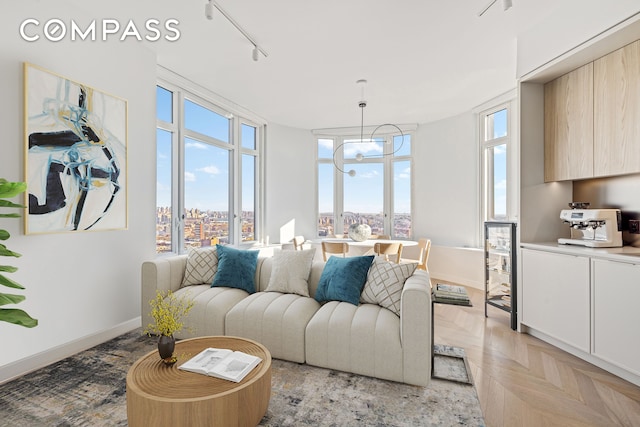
432, 282, 640, 427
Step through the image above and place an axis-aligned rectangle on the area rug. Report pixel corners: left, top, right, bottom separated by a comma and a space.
0, 330, 485, 426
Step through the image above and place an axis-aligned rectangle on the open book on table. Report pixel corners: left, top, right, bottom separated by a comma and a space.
178, 347, 262, 383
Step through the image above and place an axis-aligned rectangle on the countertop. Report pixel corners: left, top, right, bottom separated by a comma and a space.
520, 242, 640, 263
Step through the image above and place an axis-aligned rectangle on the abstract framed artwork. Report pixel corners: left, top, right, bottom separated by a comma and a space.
24, 63, 127, 234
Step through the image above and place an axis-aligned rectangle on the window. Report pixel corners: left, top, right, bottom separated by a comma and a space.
316, 130, 413, 238
480, 104, 510, 222
156, 82, 264, 254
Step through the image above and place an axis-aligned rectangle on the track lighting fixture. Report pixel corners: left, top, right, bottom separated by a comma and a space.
478, 0, 513, 17
205, 0, 214, 20
204, 0, 268, 61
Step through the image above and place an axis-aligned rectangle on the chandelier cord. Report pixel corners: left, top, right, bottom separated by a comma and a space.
332, 80, 406, 177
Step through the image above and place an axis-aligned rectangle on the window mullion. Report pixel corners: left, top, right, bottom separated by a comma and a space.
176, 90, 186, 253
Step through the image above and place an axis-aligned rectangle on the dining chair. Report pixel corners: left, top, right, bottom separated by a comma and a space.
292, 235, 306, 251
373, 242, 403, 263
371, 234, 390, 240
322, 241, 349, 261
402, 238, 431, 271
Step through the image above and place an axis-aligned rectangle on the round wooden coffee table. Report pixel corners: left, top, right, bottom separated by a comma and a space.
126, 336, 271, 427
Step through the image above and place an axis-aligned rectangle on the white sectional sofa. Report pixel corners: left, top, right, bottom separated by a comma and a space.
141, 249, 432, 386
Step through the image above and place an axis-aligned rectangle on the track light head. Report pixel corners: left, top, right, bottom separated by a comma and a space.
205, 1, 214, 20
252, 46, 259, 61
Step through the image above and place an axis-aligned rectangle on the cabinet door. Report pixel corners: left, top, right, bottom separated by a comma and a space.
521, 249, 590, 352
544, 63, 594, 182
594, 39, 640, 176
592, 259, 640, 375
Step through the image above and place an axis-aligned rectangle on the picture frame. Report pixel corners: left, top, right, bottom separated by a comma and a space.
23, 63, 128, 234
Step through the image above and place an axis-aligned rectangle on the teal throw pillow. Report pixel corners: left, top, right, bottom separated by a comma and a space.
211, 244, 259, 294
315, 255, 375, 306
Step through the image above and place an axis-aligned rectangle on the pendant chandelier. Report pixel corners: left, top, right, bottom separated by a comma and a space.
333, 79, 405, 177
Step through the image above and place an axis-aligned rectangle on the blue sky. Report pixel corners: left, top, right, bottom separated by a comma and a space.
318, 135, 412, 214
156, 87, 255, 212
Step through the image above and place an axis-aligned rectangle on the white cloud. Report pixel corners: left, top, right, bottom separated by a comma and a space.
318, 139, 333, 151
493, 144, 507, 155
495, 179, 507, 190
396, 166, 411, 180
198, 165, 221, 175
359, 170, 380, 179
343, 141, 382, 157
185, 171, 196, 182
186, 141, 208, 150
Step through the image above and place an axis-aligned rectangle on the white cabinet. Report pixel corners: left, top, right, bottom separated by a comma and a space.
521, 249, 590, 352
592, 258, 640, 376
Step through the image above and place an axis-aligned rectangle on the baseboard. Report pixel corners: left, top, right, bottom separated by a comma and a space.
0, 317, 141, 385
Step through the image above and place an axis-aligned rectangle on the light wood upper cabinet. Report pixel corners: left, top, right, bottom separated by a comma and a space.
594, 40, 640, 177
544, 63, 594, 182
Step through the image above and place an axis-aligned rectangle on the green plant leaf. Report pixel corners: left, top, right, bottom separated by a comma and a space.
0, 293, 25, 306
0, 244, 21, 258
0, 265, 19, 273
0, 213, 21, 219
0, 274, 24, 289
0, 308, 38, 328
0, 200, 26, 209
0, 230, 8, 241
0, 181, 27, 199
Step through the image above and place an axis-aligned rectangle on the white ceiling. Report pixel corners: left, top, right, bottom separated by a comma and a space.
69, 0, 564, 129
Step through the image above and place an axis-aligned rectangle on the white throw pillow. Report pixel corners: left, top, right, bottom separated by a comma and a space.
360, 258, 418, 316
181, 246, 219, 287
265, 249, 316, 297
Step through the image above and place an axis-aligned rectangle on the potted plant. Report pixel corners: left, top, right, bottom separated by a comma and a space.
0, 179, 37, 328
144, 290, 193, 363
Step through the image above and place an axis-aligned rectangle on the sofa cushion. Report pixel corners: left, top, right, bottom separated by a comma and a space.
212, 244, 259, 293
265, 249, 316, 297
226, 291, 320, 363
169, 285, 249, 339
181, 246, 218, 287
305, 301, 403, 382
315, 255, 374, 306
360, 258, 418, 316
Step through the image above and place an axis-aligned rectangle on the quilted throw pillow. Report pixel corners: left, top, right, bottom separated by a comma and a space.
181, 246, 219, 287
265, 249, 316, 297
360, 258, 418, 316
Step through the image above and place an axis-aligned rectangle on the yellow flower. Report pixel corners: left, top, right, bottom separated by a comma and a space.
144, 290, 194, 337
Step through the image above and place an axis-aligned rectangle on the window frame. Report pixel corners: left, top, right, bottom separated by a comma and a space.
156, 75, 265, 254
314, 125, 414, 239
478, 96, 516, 228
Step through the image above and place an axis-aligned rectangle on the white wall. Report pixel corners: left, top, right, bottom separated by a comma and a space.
0, 1, 156, 382
265, 123, 317, 244
412, 112, 478, 248
517, 0, 640, 78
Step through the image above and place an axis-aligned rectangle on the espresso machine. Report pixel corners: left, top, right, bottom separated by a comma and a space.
558, 204, 622, 248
